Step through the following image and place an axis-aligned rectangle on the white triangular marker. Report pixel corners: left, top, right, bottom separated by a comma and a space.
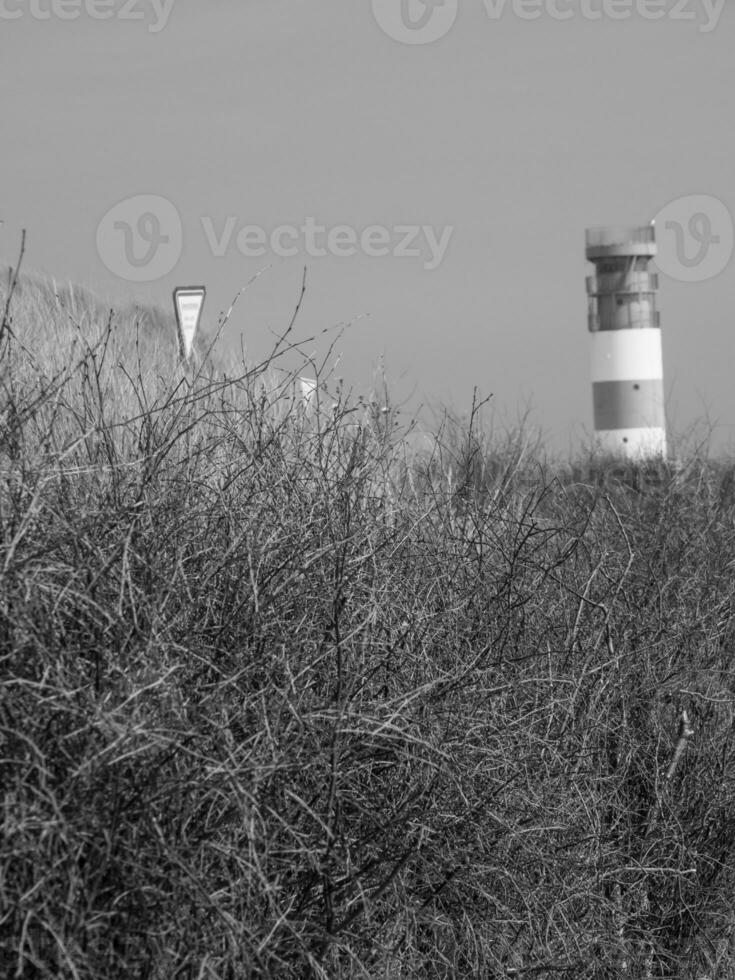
173, 286, 206, 362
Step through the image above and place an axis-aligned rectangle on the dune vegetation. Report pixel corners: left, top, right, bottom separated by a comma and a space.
1, 263, 734, 979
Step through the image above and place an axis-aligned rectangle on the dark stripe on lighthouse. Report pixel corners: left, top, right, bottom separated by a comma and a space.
592, 379, 665, 431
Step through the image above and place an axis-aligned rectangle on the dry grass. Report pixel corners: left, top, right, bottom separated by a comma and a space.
1, 267, 734, 978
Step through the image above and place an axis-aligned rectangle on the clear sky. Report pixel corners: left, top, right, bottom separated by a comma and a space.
3, 0, 734, 455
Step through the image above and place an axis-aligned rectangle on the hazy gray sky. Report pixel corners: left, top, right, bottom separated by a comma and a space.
3, 0, 734, 454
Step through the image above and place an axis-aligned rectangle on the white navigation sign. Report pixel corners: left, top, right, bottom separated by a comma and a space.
173, 286, 206, 362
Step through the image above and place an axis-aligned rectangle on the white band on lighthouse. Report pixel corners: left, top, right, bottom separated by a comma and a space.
590, 328, 664, 383
591, 426, 666, 458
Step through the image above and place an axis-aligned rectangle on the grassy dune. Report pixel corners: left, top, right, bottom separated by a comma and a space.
1, 270, 734, 978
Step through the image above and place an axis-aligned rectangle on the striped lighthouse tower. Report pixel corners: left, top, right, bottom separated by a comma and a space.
585, 225, 666, 460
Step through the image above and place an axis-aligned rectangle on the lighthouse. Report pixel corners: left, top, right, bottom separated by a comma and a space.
585, 225, 666, 460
